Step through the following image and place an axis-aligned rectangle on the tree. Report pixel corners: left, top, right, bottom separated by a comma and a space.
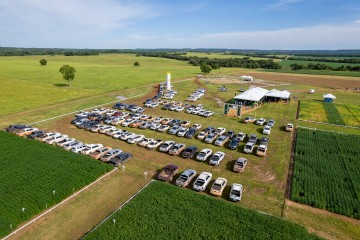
200, 63, 212, 74
134, 61, 140, 67
59, 65, 76, 87
39, 59, 47, 66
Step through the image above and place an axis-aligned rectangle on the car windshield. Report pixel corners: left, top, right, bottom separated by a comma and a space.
245, 145, 252, 149
212, 156, 219, 161
165, 168, 174, 174
179, 176, 188, 182
236, 162, 244, 167
231, 190, 240, 196
212, 183, 222, 190
195, 179, 205, 186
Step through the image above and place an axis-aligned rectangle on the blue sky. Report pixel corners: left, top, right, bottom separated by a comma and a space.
1, 0, 360, 49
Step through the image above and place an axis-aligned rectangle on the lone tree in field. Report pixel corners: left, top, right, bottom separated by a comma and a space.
200, 63, 212, 74
134, 61, 140, 67
59, 65, 76, 87
39, 59, 47, 66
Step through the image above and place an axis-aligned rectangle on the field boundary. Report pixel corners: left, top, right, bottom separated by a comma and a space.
297, 119, 360, 129
2, 168, 118, 240
81, 179, 155, 239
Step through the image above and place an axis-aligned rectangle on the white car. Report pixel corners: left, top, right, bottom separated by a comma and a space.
104, 116, 117, 124
243, 142, 255, 154
71, 144, 87, 153
203, 111, 214, 117
121, 119, 134, 127
196, 148, 212, 162
157, 124, 170, 132
105, 109, 117, 116
63, 141, 82, 151
177, 127, 188, 137
229, 183, 243, 202
153, 117, 164, 123
236, 132, 247, 141
149, 123, 161, 130
209, 151, 225, 166
120, 132, 136, 141
81, 144, 104, 155
192, 124, 202, 130
263, 125, 271, 135
175, 169, 197, 187
76, 111, 90, 117
186, 108, 193, 114
111, 130, 125, 139
256, 118, 266, 125
99, 126, 116, 134
159, 140, 175, 152
193, 172, 212, 191
138, 138, 154, 147
56, 138, 76, 147
127, 134, 145, 144
146, 139, 163, 150
45, 134, 68, 145
215, 127, 226, 135
175, 106, 184, 112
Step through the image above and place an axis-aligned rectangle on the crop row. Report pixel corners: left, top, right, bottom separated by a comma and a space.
290, 128, 360, 219
322, 102, 346, 125
0, 131, 112, 238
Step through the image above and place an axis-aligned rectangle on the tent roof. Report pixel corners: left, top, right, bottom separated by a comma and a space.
234, 87, 269, 101
323, 93, 336, 99
265, 89, 291, 99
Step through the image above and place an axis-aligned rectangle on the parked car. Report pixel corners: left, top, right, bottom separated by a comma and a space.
71, 144, 87, 154
203, 111, 214, 117
16, 127, 38, 137
192, 124, 202, 130
27, 130, 46, 139
196, 148, 212, 162
228, 137, 241, 150
193, 172, 212, 191
138, 138, 154, 147
38, 132, 61, 142
159, 140, 175, 152
181, 146, 198, 159
214, 135, 229, 146
175, 169, 197, 187
177, 127, 188, 137
149, 123, 162, 130
120, 132, 136, 141
108, 152, 132, 166
204, 133, 217, 143
243, 116, 256, 124
161, 118, 173, 125
146, 139, 163, 150
243, 142, 255, 154
45, 134, 68, 145
256, 118, 266, 125
249, 134, 258, 144
209, 151, 225, 166
197, 131, 208, 140
89, 147, 112, 159
100, 149, 123, 162
81, 144, 104, 155
260, 137, 269, 145
267, 119, 275, 128
168, 143, 186, 155
157, 164, 179, 182
168, 125, 181, 135
139, 121, 152, 129
286, 123, 294, 132
210, 177, 227, 196
263, 125, 271, 135
233, 158, 248, 172
236, 132, 247, 142
63, 141, 82, 151
256, 145, 268, 157
157, 124, 170, 132
184, 128, 197, 139
127, 134, 145, 144
99, 126, 116, 134
168, 119, 181, 127
56, 138, 75, 147
204, 126, 215, 134
229, 183, 243, 202
224, 130, 236, 139
215, 127, 226, 135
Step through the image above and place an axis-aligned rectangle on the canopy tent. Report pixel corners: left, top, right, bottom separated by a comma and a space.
240, 75, 254, 81
234, 87, 269, 102
265, 89, 291, 99
323, 93, 336, 102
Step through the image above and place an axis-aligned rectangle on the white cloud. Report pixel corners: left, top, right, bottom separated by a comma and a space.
115, 20, 360, 50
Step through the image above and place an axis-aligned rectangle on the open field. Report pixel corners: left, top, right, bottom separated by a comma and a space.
291, 128, 360, 219
279, 59, 360, 68
299, 101, 360, 127
84, 181, 320, 240
0, 131, 112, 238
263, 69, 360, 77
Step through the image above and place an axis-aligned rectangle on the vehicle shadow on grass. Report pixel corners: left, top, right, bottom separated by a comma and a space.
226, 160, 236, 172
279, 126, 286, 132
53, 83, 69, 87
256, 128, 264, 134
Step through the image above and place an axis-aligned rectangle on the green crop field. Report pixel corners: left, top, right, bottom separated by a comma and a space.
262, 68, 360, 77
291, 128, 360, 219
299, 101, 360, 127
0, 131, 113, 238
84, 181, 320, 240
279, 59, 360, 68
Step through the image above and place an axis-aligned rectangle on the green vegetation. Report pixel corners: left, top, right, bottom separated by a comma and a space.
84, 181, 320, 240
291, 128, 360, 219
0, 131, 113, 238
262, 68, 360, 77
59, 64, 76, 87
39, 59, 47, 66
299, 101, 360, 127
322, 102, 346, 125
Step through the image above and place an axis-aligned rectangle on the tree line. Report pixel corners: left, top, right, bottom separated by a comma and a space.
290, 63, 360, 71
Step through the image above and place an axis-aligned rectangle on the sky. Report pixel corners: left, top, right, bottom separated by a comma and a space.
0, 0, 360, 49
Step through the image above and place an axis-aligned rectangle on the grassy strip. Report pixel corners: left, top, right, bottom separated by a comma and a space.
299, 101, 328, 122
322, 102, 346, 125
262, 69, 360, 77
335, 104, 360, 127
291, 128, 360, 219
0, 131, 113, 238
84, 181, 321, 240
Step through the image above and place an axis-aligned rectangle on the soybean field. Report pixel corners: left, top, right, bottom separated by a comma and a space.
84, 181, 320, 240
0, 131, 113, 238
291, 128, 360, 219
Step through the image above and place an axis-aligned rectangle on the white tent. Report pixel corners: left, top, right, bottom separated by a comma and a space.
265, 89, 291, 99
234, 87, 269, 102
323, 93, 336, 99
240, 75, 254, 81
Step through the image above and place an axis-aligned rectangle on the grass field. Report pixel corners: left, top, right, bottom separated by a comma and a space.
299, 100, 360, 127
263, 68, 360, 77
84, 181, 320, 240
280, 59, 360, 68
291, 128, 360, 219
0, 131, 113, 238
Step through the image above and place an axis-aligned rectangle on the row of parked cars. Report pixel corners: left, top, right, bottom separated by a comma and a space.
187, 88, 206, 102
158, 164, 243, 202
5, 124, 132, 167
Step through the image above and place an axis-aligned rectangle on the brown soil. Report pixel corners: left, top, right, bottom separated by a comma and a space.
234, 72, 360, 89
